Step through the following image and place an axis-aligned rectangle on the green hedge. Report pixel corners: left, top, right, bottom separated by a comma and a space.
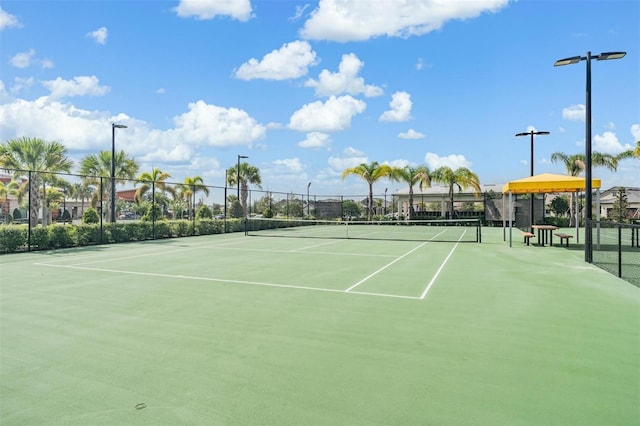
0, 218, 242, 254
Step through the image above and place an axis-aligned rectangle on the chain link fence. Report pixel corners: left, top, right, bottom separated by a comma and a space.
589, 220, 640, 287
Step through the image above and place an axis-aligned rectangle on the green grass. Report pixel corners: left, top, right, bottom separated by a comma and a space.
1, 228, 638, 425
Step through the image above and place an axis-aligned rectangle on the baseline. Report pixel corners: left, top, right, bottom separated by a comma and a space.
33, 262, 421, 300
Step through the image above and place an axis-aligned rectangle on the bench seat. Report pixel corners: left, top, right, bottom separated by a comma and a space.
521, 231, 535, 246
554, 233, 573, 247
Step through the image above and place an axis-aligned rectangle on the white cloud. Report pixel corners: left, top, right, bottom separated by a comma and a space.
171, 100, 266, 146
328, 146, 368, 172
41, 59, 54, 69
593, 131, 632, 155
398, 128, 425, 139
304, 53, 382, 97
424, 152, 471, 170
288, 95, 366, 132
379, 91, 412, 122
298, 132, 331, 149
300, 0, 508, 42
173, 0, 253, 21
631, 124, 640, 141
234, 40, 319, 81
0, 97, 265, 157
562, 104, 585, 122
9, 49, 35, 68
0, 7, 21, 30
289, 4, 311, 21
273, 158, 304, 173
41, 76, 110, 99
156, 88, 166, 94
141, 144, 193, 163
10, 77, 34, 94
0, 96, 120, 150
87, 26, 108, 45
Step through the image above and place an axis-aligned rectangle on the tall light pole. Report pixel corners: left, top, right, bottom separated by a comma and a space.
111, 123, 127, 222
515, 130, 549, 232
555, 51, 626, 262
307, 182, 311, 218
237, 155, 249, 215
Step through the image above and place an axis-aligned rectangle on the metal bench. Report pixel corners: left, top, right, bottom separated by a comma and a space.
521, 231, 535, 246
554, 233, 573, 247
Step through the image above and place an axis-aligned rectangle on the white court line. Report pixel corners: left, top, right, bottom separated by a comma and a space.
343, 229, 447, 293
37, 237, 251, 267
289, 238, 344, 252
32, 262, 416, 300
419, 230, 466, 299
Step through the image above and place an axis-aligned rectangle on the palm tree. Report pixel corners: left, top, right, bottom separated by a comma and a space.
341, 161, 393, 220
617, 141, 640, 160
135, 168, 174, 217
79, 150, 139, 222
69, 182, 95, 220
0, 137, 73, 227
390, 165, 431, 220
430, 166, 481, 219
180, 176, 210, 220
227, 162, 262, 217
551, 151, 618, 226
0, 180, 20, 223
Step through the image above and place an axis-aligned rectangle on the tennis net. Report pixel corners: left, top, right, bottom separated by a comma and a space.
245, 218, 481, 243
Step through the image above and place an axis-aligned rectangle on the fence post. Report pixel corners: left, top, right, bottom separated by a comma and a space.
618, 225, 622, 278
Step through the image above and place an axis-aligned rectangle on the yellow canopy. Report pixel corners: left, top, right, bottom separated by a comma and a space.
502, 173, 601, 194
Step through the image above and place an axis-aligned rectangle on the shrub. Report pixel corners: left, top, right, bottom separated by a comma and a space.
124, 222, 151, 241
172, 220, 192, 237
142, 203, 162, 222
229, 200, 243, 218
196, 205, 213, 219
30, 226, 50, 250
196, 219, 223, 235
0, 225, 27, 252
107, 223, 130, 243
76, 224, 101, 246
49, 224, 76, 248
83, 208, 100, 224
154, 221, 171, 238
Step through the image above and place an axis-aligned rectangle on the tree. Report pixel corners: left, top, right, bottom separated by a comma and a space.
69, 182, 95, 220
551, 151, 618, 226
135, 168, 174, 217
617, 141, 640, 160
0, 137, 73, 227
0, 180, 20, 223
390, 165, 431, 220
180, 176, 209, 220
430, 166, 481, 219
549, 195, 570, 217
227, 162, 262, 217
79, 150, 139, 222
342, 199, 362, 219
611, 188, 629, 222
341, 162, 393, 220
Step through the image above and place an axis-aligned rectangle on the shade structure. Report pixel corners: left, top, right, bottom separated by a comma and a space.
502, 173, 601, 195
502, 173, 602, 247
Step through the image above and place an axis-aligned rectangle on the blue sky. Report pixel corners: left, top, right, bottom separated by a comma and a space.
1, 0, 638, 197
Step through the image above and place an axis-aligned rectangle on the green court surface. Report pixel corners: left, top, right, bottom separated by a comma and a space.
1, 227, 638, 425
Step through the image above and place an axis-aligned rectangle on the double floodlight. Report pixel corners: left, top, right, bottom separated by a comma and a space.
554, 51, 626, 67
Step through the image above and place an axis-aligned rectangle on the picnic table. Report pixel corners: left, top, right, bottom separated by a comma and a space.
531, 225, 559, 247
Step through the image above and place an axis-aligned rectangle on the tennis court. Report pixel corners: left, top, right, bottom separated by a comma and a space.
1, 226, 638, 425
